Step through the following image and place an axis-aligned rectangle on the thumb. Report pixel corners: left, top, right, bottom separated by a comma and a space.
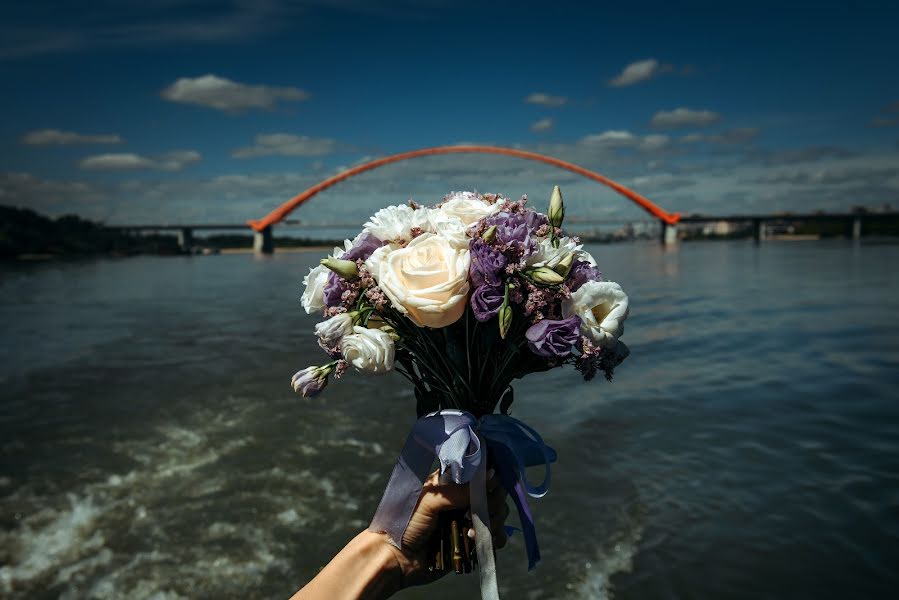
418, 479, 469, 516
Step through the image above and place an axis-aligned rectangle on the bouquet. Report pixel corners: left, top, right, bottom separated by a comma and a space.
292, 188, 629, 597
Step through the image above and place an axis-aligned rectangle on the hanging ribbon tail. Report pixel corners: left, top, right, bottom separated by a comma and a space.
489, 441, 541, 570
480, 414, 556, 572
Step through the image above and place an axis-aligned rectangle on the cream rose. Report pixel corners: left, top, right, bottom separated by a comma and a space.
376, 232, 470, 328
562, 280, 629, 348
301, 245, 345, 314
438, 191, 503, 226
341, 326, 395, 374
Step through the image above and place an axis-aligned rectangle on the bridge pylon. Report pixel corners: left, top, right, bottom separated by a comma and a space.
254, 225, 274, 255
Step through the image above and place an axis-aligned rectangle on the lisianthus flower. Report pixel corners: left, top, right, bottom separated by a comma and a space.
291, 366, 330, 397
341, 326, 395, 374
562, 281, 629, 348
322, 232, 385, 307
567, 259, 603, 292
301, 245, 345, 314
314, 312, 356, 348
439, 191, 503, 225
469, 238, 507, 287
525, 315, 581, 357
470, 284, 505, 322
483, 210, 548, 259
426, 208, 469, 248
525, 236, 583, 270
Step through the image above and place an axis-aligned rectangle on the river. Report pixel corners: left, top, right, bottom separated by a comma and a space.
1, 239, 898, 599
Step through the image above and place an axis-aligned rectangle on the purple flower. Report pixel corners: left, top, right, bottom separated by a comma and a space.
323, 274, 350, 307
525, 315, 581, 357
322, 233, 385, 307
470, 284, 505, 322
567, 259, 602, 292
343, 232, 385, 262
291, 366, 329, 397
483, 210, 548, 258
469, 238, 507, 287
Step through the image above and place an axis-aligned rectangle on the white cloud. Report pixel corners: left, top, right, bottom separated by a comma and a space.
161, 75, 309, 112
530, 118, 555, 133
79, 150, 201, 171
682, 127, 759, 144
21, 129, 123, 145
580, 130, 671, 152
651, 108, 721, 129
231, 134, 339, 158
608, 59, 672, 87
524, 93, 567, 107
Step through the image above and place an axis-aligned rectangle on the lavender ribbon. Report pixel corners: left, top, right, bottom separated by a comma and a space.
368, 409, 555, 599
480, 414, 556, 570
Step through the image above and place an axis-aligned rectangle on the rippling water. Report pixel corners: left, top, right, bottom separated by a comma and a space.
1, 240, 898, 599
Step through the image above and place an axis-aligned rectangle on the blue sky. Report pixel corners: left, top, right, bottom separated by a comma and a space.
1, 0, 898, 227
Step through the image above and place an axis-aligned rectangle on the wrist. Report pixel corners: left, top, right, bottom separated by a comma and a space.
349, 531, 404, 599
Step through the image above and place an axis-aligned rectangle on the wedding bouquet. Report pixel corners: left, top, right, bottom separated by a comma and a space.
293, 188, 629, 597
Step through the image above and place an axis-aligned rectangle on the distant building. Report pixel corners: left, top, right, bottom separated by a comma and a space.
702, 220, 737, 236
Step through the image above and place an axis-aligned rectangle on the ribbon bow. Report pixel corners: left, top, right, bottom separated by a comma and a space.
368, 409, 555, 600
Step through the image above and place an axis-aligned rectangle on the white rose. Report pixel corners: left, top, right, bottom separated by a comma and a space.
562, 280, 629, 348
439, 191, 503, 226
341, 326, 395, 374
426, 209, 469, 249
301, 245, 345, 314
525, 236, 583, 269
364, 245, 392, 282
314, 312, 355, 347
363, 204, 431, 245
376, 232, 470, 328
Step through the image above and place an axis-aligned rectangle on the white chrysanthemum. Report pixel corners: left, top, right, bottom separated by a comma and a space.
301, 245, 344, 314
562, 281, 629, 348
439, 191, 503, 226
426, 208, 469, 249
525, 236, 583, 269
363, 204, 431, 245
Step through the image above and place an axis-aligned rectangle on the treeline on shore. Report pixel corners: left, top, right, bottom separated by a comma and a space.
0, 206, 339, 259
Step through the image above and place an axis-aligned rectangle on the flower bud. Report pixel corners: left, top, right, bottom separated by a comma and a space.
482, 225, 497, 243
320, 257, 359, 279
553, 252, 574, 277
526, 266, 565, 286
548, 185, 565, 229
290, 365, 332, 397
498, 304, 513, 339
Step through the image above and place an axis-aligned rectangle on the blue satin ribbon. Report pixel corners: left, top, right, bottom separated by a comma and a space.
368, 409, 556, 599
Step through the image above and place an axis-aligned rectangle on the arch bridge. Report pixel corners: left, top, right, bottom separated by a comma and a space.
247, 145, 681, 253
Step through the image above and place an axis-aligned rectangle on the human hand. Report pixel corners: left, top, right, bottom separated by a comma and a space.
386, 468, 510, 589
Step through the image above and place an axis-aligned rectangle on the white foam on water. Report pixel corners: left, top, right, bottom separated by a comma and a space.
1, 398, 345, 597
0, 493, 106, 593
573, 520, 644, 600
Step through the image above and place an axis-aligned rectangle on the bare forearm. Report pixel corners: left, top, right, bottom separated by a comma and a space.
290, 531, 402, 600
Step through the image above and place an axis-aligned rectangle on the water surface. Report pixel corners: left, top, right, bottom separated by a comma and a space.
1, 240, 898, 599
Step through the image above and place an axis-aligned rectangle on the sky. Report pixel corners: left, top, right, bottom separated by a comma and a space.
1, 0, 898, 228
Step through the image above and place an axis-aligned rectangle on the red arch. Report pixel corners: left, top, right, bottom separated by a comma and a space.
247, 145, 680, 231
